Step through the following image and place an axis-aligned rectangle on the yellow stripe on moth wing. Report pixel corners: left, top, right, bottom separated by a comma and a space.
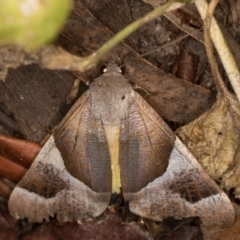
104, 125, 121, 194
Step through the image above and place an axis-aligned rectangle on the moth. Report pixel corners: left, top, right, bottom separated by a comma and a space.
8, 63, 235, 238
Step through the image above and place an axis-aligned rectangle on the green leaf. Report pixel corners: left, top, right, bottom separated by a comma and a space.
0, 0, 72, 49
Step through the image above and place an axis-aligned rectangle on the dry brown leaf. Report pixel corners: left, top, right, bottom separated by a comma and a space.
176, 91, 240, 197
20, 213, 153, 240
171, 46, 198, 82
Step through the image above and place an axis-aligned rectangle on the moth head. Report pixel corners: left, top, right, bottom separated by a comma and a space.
103, 63, 122, 74
89, 63, 133, 126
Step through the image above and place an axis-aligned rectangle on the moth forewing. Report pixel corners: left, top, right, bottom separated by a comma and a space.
119, 90, 175, 195
127, 137, 236, 236
8, 92, 112, 222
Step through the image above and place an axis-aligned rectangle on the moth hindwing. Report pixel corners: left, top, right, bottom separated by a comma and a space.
8, 63, 235, 237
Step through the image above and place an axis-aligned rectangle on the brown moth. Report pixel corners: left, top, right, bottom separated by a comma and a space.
8, 63, 235, 237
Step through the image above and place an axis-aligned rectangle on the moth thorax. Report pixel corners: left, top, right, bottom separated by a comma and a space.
89, 77, 133, 126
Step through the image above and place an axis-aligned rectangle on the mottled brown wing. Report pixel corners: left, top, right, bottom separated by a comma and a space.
121, 92, 235, 233
8, 92, 112, 222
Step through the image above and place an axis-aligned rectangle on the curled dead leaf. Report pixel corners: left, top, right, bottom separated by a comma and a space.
0, 134, 40, 168
176, 92, 240, 198
0, 134, 41, 182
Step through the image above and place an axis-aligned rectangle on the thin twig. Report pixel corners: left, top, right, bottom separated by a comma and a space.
204, 0, 227, 95
195, 0, 240, 102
